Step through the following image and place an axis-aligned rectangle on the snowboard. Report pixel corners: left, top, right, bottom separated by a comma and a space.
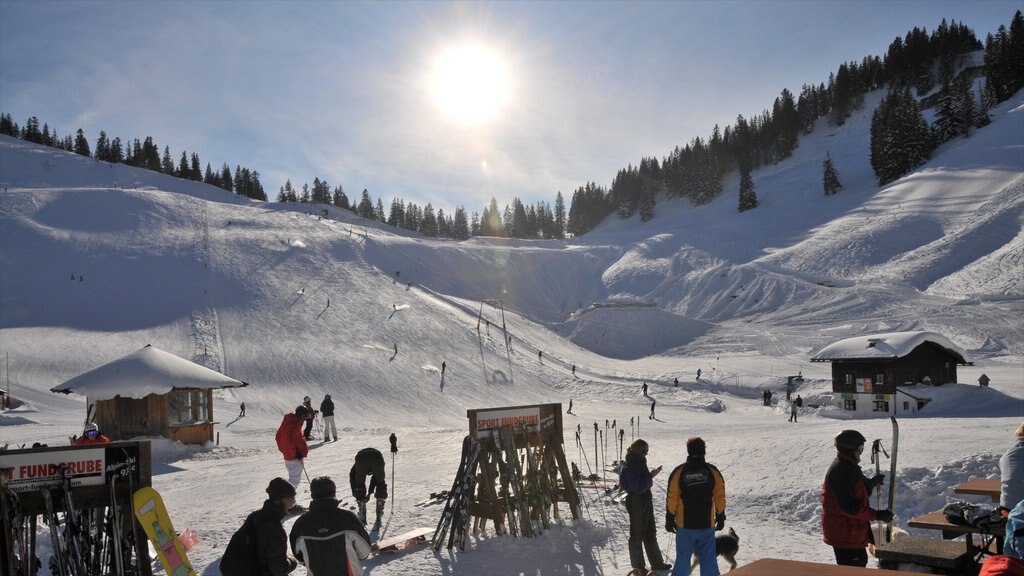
133, 486, 196, 576
371, 527, 433, 555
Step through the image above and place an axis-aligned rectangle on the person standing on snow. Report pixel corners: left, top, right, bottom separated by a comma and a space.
620, 439, 671, 574
75, 422, 111, 445
666, 437, 727, 576
821, 429, 891, 567
220, 478, 299, 576
349, 447, 388, 527
320, 395, 337, 442
301, 397, 318, 440
290, 477, 371, 576
276, 407, 310, 495
999, 421, 1024, 513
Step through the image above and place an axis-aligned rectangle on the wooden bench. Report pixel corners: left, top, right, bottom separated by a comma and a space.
729, 558, 905, 575
874, 534, 972, 570
954, 477, 1000, 503
908, 508, 1006, 561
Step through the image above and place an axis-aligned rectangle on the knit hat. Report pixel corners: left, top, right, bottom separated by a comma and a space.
266, 477, 296, 500
686, 437, 706, 457
310, 476, 336, 499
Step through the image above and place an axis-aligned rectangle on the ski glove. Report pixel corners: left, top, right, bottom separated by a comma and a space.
868, 474, 885, 489
875, 509, 894, 522
715, 512, 726, 531
665, 512, 676, 533
295, 450, 303, 461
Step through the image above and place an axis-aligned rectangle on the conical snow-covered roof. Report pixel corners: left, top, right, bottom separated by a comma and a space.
51, 344, 248, 400
810, 331, 970, 364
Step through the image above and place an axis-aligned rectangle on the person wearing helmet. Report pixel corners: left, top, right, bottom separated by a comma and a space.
276, 406, 310, 494
301, 396, 318, 441
821, 429, 891, 566
75, 422, 110, 445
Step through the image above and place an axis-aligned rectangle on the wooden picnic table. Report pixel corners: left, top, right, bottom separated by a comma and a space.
908, 508, 1004, 558
728, 558, 905, 575
954, 477, 1000, 503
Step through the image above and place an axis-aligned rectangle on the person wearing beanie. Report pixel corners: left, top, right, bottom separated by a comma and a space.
219, 477, 298, 576
349, 447, 388, 527
275, 406, 310, 490
320, 394, 337, 442
666, 437, 726, 575
289, 476, 371, 576
619, 439, 672, 574
999, 421, 1024, 512
821, 429, 891, 567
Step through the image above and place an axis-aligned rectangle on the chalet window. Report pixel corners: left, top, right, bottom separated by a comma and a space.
168, 389, 208, 426
844, 374, 853, 386
873, 399, 889, 412
876, 373, 884, 385
843, 398, 856, 411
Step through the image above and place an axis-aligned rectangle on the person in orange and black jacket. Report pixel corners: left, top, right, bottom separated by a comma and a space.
821, 429, 892, 567
666, 437, 726, 576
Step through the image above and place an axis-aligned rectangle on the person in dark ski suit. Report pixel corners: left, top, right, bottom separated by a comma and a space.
301, 397, 318, 440
320, 395, 336, 442
349, 447, 388, 525
276, 407, 309, 492
821, 429, 891, 567
666, 437, 726, 576
220, 478, 298, 576
290, 477, 371, 576
620, 439, 671, 574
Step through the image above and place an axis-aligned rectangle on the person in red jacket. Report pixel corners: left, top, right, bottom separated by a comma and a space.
821, 429, 892, 567
276, 406, 310, 497
75, 422, 110, 445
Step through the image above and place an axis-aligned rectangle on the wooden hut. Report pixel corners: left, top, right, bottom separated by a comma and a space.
810, 331, 971, 417
51, 344, 248, 444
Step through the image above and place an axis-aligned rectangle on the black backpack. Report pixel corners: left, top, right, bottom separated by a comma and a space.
219, 514, 259, 576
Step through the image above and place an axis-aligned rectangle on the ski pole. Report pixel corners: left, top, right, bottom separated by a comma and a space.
390, 433, 398, 515
299, 458, 311, 484
871, 439, 883, 544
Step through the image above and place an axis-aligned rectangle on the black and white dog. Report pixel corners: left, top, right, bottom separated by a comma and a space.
690, 527, 739, 574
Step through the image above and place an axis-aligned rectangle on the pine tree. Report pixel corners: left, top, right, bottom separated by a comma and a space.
822, 152, 842, 195
870, 87, 933, 185
738, 168, 758, 212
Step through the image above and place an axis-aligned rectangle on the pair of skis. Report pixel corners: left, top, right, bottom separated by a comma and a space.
870, 417, 899, 544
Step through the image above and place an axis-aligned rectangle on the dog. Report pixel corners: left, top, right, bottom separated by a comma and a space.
690, 526, 739, 574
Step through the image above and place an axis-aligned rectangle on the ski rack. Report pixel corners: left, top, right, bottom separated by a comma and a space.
464, 403, 580, 542
1, 440, 155, 576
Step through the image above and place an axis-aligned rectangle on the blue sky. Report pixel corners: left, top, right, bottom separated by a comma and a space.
0, 0, 1017, 214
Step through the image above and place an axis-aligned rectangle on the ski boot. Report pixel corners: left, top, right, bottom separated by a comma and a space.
375, 498, 386, 523
357, 499, 367, 524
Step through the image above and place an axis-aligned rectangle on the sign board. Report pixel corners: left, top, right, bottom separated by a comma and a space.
467, 403, 563, 444
0, 443, 142, 493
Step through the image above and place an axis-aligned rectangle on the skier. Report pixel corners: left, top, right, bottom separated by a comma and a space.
567, 399, 573, 414
790, 395, 803, 422
289, 477, 371, 576
821, 429, 891, 567
649, 399, 656, 420
666, 437, 726, 576
349, 447, 388, 527
696, 368, 702, 380
642, 382, 648, 396
441, 361, 446, 376
673, 377, 678, 387
220, 478, 299, 576
239, 402, 246, 417
572, 363, 576, 376
301, 396, 318, 440
320, 394, 337, 442
619, 439, 672, 574
538, 350, 543, 362
276, 407, 310, 493
75, 422, 110, 445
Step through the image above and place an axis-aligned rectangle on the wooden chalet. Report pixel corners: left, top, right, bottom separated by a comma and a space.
810, 331, 971, 417
51, 344, 248, 444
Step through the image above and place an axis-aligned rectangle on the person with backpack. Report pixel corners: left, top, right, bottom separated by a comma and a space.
320, 394, 337, 442
219, 477, 299, 576
276, 406, 309, 494
289, 476, 371, 576
619, 439, 672, 574
349, 447, 388, 526
666, 437, 726, 576
821, 429, 891, 567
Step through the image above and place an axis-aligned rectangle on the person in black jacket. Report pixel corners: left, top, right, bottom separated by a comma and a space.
290, 477, 371, 576
350, 447, 388, 526
220, 478, 298, 576
821, 429, 890, 566
619, 439, 672, 574
320, 394, 337, 442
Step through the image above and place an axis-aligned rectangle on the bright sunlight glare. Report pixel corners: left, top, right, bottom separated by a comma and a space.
430, 43, 511, 128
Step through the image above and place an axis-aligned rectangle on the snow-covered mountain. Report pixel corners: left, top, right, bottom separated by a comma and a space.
0, 86, 1022, 575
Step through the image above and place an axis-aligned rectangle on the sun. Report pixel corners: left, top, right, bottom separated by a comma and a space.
430, 42, 511, 128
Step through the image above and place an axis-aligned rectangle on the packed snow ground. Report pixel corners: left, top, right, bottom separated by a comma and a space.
1, 88, 1023, 575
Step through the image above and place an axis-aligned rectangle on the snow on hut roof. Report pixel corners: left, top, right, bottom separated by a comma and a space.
50, 344, 248, 400
810, 331, 970, 363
